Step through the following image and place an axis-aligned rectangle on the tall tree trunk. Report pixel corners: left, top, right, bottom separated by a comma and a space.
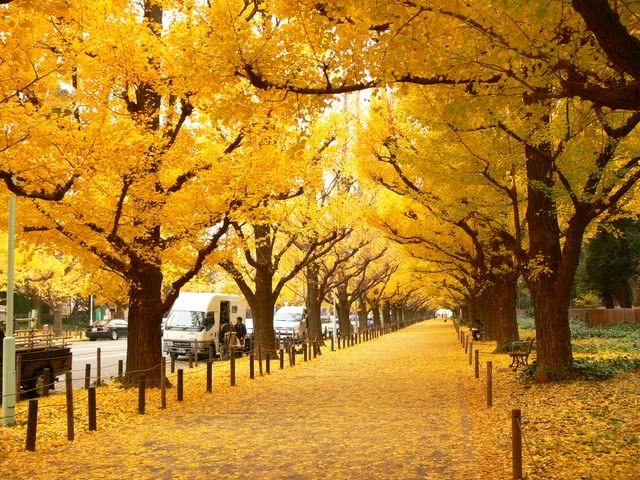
337, 285, 351, 335
251, 265, 277, 353
630, 275, 640, 307
372, 302, 381, 327
306, 262, 322, 341
493, 272, 520, 351
357, 297, 368, 331
461, 299, 471, 324
524, 142, 585, 381
487, 240, 519, 349
528, 282, 573, 381
602, 292, 615, 308
122, 0, 166, 389
468, 294, 479, 326
382, 300, 391, 327
52, 303, 63, 336
126, 258, 164, 388
477, 287, 495, 340
613, 279, 632, 308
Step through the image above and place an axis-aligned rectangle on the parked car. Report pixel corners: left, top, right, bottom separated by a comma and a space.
86, 319, 128, 341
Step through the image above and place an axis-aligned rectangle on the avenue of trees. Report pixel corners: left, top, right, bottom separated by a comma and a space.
2, 1, 640, 383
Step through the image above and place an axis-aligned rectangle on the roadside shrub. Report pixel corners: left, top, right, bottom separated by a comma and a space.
521, 357, 640, 381
517, 316, 535, 331
570, 317, 640, 339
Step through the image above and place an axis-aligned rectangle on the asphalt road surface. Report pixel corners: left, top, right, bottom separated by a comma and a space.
69, 338, 128, 388
58, 339, 192, 390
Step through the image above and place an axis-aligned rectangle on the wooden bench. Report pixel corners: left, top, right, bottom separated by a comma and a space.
509, 338, 535, 370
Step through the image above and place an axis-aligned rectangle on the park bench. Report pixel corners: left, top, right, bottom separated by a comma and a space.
509, 338, 535, 370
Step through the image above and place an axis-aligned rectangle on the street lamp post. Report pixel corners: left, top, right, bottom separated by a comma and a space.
2, 194, 17, 426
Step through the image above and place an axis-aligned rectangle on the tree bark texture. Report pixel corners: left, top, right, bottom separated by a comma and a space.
492, 272, 520, 351
372, 302, 381, 328
357, 298, 368, 331
306, 262, 322, 340
125, 257, 164, 388
524, 143, 578, 381
250, 260, 278, 353
337, 285, 351, 335
382, 301, 391, 328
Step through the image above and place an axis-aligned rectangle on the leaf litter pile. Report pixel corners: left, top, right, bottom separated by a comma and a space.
1, 320, 638, 479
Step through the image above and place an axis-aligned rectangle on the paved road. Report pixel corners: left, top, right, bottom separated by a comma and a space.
61, 339, 193, 390
66, 339, 128, 389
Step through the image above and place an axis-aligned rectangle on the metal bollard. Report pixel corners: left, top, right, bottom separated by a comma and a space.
26, 399, 38, 451
280, 348, 284, 369
138, 376, 145, 415
65, 371, 74, 441
487, 361, 493, 408
16, 355, 22, 402
97, 347, 101, 386
250, 353, 255, 379
42, 368, 50, 397
512, 409, 523, 480
161, 357, 167, 409
207, 361, 213, 393
84, 363, 91, 389
88, 387, 97, 431
230, 348, 236, 386
177, 369, 184, 401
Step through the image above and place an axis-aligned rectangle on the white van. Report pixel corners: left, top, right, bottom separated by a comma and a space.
274, 305, 306, 339
163, 292, 248, 359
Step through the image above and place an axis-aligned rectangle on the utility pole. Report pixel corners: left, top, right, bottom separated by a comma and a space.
332, 293, 337, 346
3, 193, 17, 426
89, 294, 93, 326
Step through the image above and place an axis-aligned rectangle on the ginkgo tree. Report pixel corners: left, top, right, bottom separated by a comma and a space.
361, 82, 640, 379
1, 0, 333, 387
219, 148, 350, 352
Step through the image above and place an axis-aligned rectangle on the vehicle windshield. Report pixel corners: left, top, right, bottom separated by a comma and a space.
275, 311, 303, 322
166, 310, 205, 330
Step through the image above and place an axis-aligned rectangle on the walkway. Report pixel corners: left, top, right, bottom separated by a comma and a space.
2, 320, 479, 479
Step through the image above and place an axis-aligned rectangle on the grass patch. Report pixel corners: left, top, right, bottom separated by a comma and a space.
518, 315, 640, 339
521, 356, 640, 380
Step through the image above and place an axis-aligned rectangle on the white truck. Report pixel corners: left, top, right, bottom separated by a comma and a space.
274, 305, 306, 340
162, 292, 248, 360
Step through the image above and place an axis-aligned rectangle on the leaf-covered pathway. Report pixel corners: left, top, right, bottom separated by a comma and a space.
4, 320, 480, 479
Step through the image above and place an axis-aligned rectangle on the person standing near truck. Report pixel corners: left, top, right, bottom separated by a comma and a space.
233, 317, 247, 346
220, 318, 233, 359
